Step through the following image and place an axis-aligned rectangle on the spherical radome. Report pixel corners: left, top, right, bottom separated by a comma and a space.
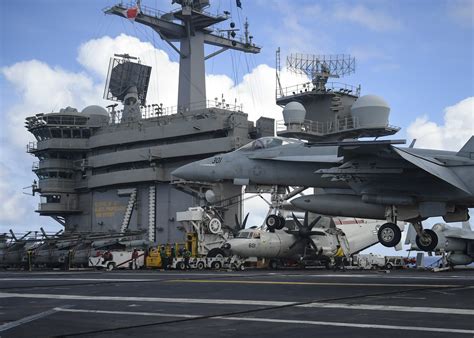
351, 95, 390, 111
82, 105, 109, 116
282, 101, 306, 124
351, 95, 390, 128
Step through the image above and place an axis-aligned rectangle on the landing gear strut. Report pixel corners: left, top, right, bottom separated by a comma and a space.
378, 206, 402, 247
257, 185, 307, 232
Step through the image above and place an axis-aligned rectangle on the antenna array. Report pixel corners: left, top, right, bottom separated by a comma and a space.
287, 54, 355, 80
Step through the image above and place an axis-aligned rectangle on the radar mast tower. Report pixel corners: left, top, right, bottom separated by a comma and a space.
105, 0, 261, 113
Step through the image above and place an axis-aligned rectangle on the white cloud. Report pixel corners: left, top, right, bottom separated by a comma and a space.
407, 97, 474, 150
333, 4, 401, 32
0, 162, 29, 224
1, 60, 101, 148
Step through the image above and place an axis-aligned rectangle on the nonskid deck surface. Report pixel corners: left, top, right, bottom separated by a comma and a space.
0, 269, 473, 337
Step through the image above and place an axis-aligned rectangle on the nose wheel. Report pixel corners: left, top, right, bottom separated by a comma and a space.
377, 222, 402, 247
265, 214, 285, 231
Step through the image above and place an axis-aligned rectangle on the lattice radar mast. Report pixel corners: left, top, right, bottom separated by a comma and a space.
286, 53, 355, 90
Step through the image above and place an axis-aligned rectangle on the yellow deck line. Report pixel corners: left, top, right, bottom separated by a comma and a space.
166, 279, 458, 288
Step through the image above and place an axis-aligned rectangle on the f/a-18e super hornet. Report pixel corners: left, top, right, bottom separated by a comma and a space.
222, 212, 404, 269
172, 135, 474, 250
405, 221, 474, 266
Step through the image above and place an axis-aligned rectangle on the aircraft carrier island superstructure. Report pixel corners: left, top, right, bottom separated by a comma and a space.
24, 0, 273, 244
274, 50, 400, 142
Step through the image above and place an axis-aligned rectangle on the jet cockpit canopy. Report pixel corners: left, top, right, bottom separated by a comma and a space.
238, 137, 303, 152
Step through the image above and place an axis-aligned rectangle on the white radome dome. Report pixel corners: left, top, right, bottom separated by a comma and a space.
351, 95, 390, 128
351, 95, 390, 111
82, 105, 108, 116
282, 101, 306, 124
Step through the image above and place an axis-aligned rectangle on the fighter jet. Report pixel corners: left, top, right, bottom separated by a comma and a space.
172, 136, 474, 249
223, 212, 405, 268
405, 221, 474, 266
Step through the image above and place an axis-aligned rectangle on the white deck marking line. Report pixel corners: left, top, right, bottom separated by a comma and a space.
220, 316, 474, 335
54, 308, 474, 335
0, 308, 59, 332
0, 278, 153, 282
2, 292, 474, 316
167, 279, 459, 288
300, 302, 474, 315
55, 307, 198, 318
0, 292, 293, 306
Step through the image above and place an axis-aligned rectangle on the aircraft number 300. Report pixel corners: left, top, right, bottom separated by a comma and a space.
212, 156, 222, 164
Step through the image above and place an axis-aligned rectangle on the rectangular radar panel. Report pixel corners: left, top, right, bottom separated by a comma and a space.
104, 56, 152, 106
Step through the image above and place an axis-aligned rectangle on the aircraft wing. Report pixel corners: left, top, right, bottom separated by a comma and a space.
316, 139, 473, 195
392, 148, 471, 194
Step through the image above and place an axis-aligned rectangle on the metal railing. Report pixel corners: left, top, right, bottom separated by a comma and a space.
277, 116, 361, 135
104, 2, 227, 22
277, 81, 361, 100
136, 100, 243, 119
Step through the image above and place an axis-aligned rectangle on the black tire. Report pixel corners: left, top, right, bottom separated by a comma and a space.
106, 262, 115, 271
269, 259, 279, 270
385, 262, 393, 270
207, 248, 226, 258
275, 216, 286, 230
415, 229, 438, 251
176, 261, 185, 270
265, 215, 280, 231
196, 261, 205, 270
377, 222, 402, 247
211, 261, 222, 270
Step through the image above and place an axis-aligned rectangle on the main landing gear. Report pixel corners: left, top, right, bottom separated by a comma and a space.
377, 205, 436, 251
378, 206, 402, 247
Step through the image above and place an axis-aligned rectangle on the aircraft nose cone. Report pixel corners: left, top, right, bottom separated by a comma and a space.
171, 163, 195, 180
171, 158, 218, 182
226, 240, 245, 255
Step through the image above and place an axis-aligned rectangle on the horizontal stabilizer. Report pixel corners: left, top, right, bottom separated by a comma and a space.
457, 136, 474, 158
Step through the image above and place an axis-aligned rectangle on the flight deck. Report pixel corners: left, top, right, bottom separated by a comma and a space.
0, 269, 473, 337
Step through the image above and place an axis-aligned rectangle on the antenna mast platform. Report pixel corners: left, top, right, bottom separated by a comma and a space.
105, 0, 261, 112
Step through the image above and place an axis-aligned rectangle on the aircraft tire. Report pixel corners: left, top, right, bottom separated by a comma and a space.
415, 229, 438, 251
378, 222, 401, 247
265, 215, 280, 231
275, 216, 286, 230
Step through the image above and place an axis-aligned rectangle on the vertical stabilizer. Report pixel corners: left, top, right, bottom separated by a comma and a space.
457, 136, 474, 158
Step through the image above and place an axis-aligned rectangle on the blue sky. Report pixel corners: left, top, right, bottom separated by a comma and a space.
2, 0, 472, 131
0, 0, 473, 255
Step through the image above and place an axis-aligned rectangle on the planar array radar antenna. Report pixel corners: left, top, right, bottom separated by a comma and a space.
286, 54, 355, 86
